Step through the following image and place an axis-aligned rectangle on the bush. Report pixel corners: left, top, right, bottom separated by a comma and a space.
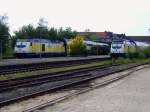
135, 47, 150, 59
112, 57, 136, 65
69, 36, 87, 56
137, 52, 145, 59
143, 47, 150, 58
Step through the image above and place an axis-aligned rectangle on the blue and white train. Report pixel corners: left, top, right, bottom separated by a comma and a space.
110, 39, 150, 57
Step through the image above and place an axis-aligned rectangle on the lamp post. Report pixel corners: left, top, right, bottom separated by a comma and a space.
39, 28, 42, 58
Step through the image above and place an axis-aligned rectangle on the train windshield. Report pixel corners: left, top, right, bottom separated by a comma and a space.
16, 42, 26, 48
112, 43, 122, 49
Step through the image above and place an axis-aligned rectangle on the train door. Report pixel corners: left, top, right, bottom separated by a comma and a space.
29, 42, 33, 52
42, 44, 45, 52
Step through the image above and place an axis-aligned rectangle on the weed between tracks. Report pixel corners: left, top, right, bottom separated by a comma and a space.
0, 61, 107, 81
0, 58, 150, 81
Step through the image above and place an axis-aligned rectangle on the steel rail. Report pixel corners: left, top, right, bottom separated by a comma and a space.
0, 63, 148, 107
23, 65, 145, 112
0, 64, 116, 92
0, 57, 110, 75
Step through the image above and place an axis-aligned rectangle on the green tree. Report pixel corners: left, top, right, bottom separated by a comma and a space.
14, 24, 36, 39
48, 28, 58, 40
36, 26, 49, 39
0, 15, 10, 54
14, 18, 49, 39
69, 36, 86, 56
58, 27, 77, 39
84, 34, 97, 41
36, 18, 50, 39
13, 18, 77, 40
14, 24, 57, 40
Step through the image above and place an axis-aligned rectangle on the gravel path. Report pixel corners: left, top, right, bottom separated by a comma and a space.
42, 66, 150, 112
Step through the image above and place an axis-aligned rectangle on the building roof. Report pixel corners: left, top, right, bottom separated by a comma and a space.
77, 32, 112, 38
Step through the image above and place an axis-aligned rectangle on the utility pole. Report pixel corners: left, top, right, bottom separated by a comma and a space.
39, 27, 42, 58
38, 18, 48, 58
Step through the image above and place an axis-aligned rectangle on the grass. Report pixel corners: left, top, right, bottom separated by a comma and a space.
0, 61, 108, 81
0, 58, 150, 81
113, 57, 150, 64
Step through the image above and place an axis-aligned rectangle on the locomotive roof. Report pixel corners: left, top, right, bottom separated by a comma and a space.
17, 39, 63, 43
84, 40, 109, 46
112, 39, 150, 47
126, 36, 150, 43
135, 41, 150, 47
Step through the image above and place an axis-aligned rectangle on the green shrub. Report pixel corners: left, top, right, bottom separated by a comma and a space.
138, 52, 145, 59
112, 57, 136, 65
143, 47, 150, 58
69, 36, 87, 56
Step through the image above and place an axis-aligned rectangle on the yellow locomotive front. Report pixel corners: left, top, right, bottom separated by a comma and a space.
14, 39, 66, 58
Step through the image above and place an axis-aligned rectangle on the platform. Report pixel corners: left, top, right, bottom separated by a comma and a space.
43, 66, 150, 112
0, 55, 110, 66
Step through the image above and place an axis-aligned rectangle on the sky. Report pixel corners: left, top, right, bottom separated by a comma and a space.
0, 0, 150, 36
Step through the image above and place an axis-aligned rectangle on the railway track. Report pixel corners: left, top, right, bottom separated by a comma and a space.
23, 65, 145, 112
0, 62, 148, 107
0, 57, 110, 75
0, 64, 112, 92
